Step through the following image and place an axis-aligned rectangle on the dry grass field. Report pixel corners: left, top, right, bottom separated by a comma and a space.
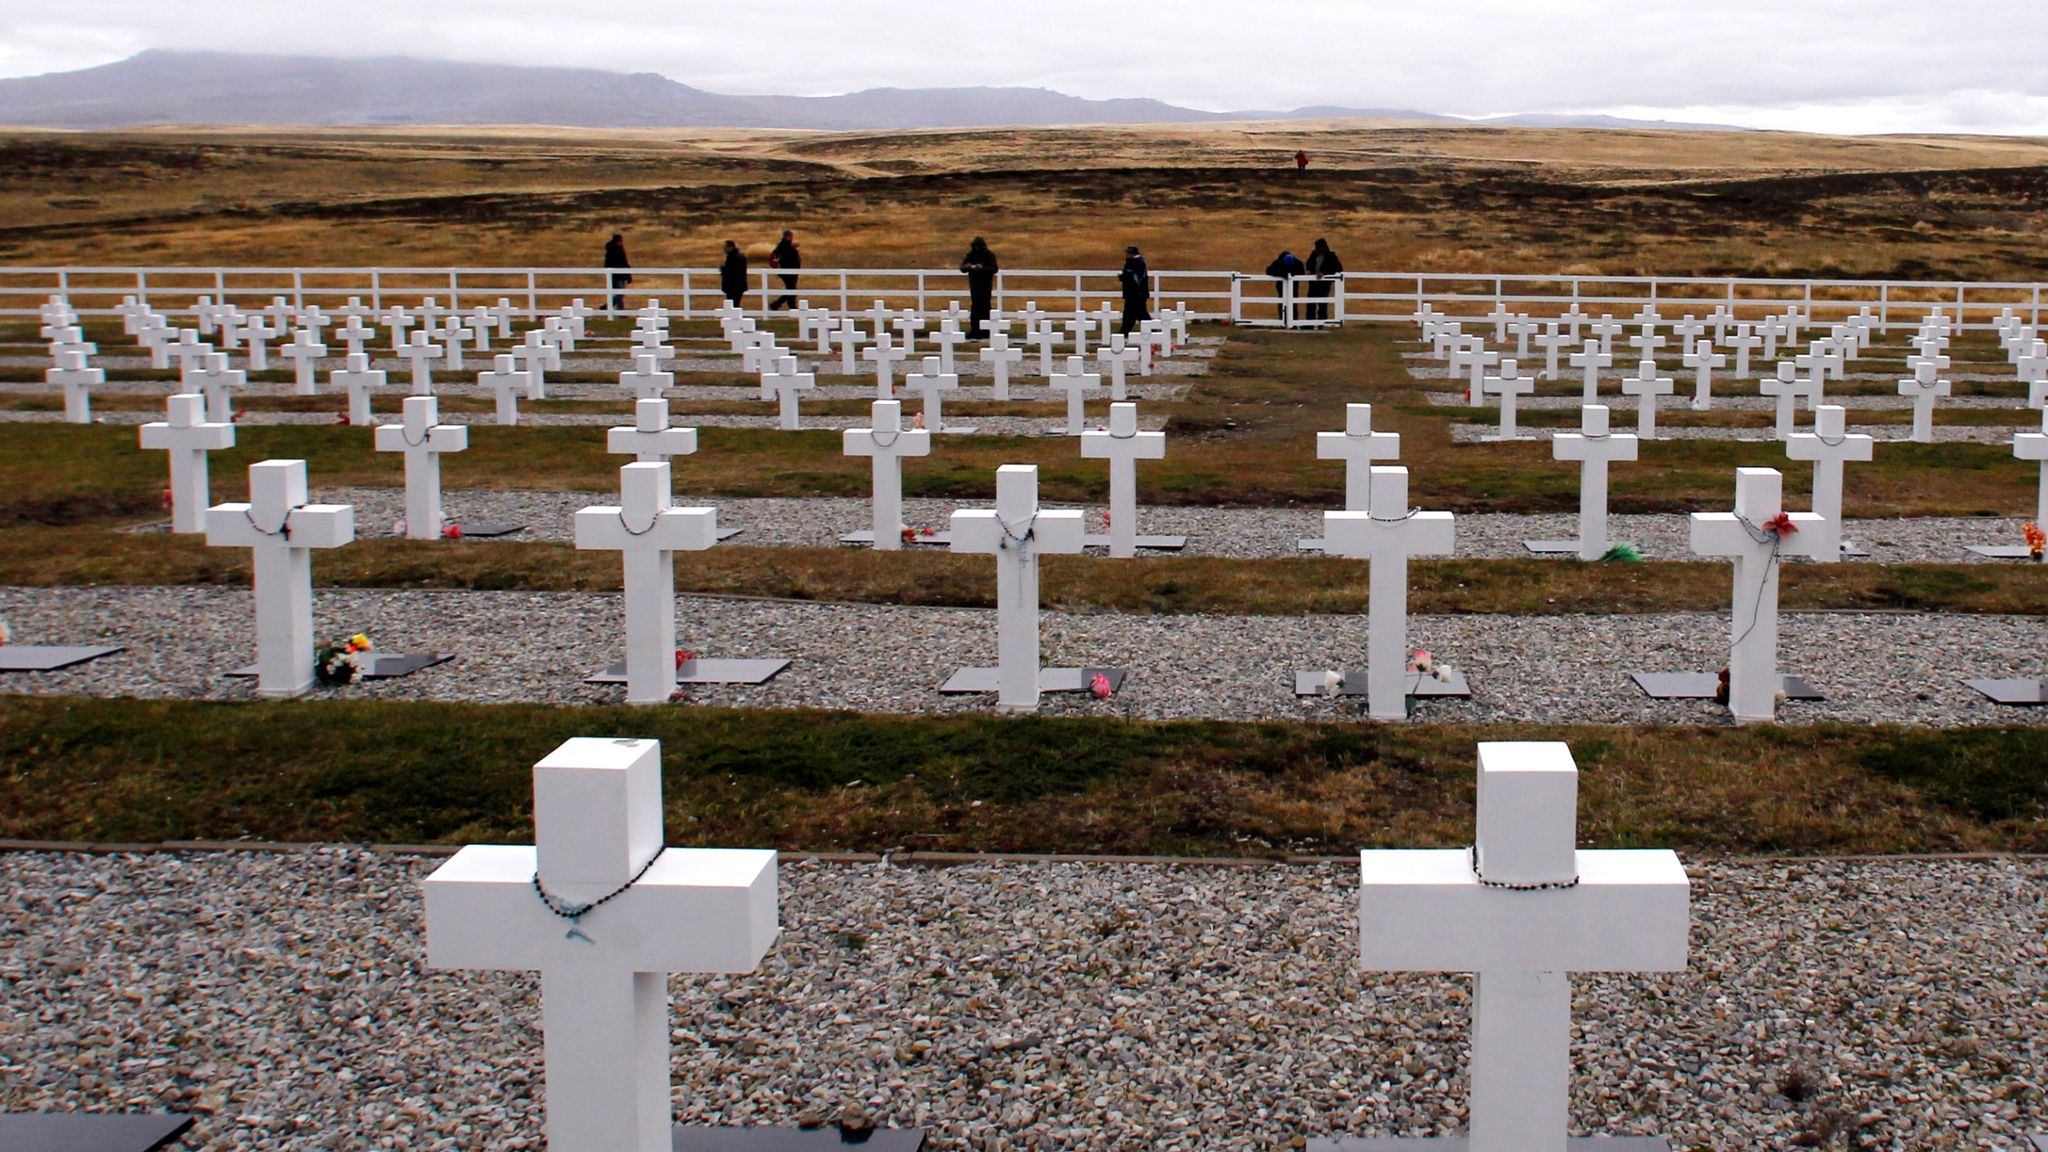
3, 122, 2047, 279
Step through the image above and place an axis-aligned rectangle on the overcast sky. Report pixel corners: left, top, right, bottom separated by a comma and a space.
2, 0, 2044, 135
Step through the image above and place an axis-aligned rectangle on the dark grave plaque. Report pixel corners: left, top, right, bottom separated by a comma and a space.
940, 667, 1125, 695
1965, 679, 2048, 706
0, 1113, 195, 1152
1083, 534, 1188, 551
226, 653, 451, 681
1629, 672, 1822, 701
1965, 545, 2036, 560
2026, 1135, 2048, 1152
1309, 1138, 1668, 1151
1522, 539, 1582, 555
449, 522, 525, 539
1294, 668, 1472, 699
674, 1126, 926, 1152
587, 658, 791, 687
0, 645, 124, 673
836, 530, 954, 547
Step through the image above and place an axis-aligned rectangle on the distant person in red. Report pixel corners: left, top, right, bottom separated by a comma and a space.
1295, 149, 1309, 173
720, 239, 748, 307
768, 229, 801, 311
603, 233, 631, 312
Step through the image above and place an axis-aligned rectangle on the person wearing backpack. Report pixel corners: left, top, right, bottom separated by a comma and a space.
768, 230, 801, 311
1265, 250, 1305, 327
1304, 237, 1344, 323
603, 233, 632, 313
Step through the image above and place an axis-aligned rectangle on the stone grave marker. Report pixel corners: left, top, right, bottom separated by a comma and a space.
332, 352, 385, 427
1047, 356, 1099, 437
930, 320, 967, 374
1524, 405, 1638, 561
0, 1113, 194, 1152
280, 328, 328, 396
620, 354, 674, 402
905, 355, 971, 434
1619, 360, 1674, 440
397, 331, 444, 394
374, 395, 468, 540
863, 332, 909, 399
185, 352, 244, 425
841, 399, 937, 549
241, 317, 274, 372
1300, 403, 1401, 553
1682, 339, 1726, 411
1569, 342, 1613, 403
205, 459, 355, 698
980, 332, 1024, 401
1786, 404, 1875, 561
48, 348, 101, 424
1080, 402, 1183, 556
480, 355, 529, 426
1096, 337, 1142, 401
1760, 362, 1803, 440
1723, 323, 1761, 378
1532, 323, 1573, 381
760, 355, 817, 431
1481, 358, 1537, 441
140, 393, 234, 534
829, 321, 868, 376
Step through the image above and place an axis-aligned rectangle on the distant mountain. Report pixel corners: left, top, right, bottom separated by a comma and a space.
0, 50, 1748, 132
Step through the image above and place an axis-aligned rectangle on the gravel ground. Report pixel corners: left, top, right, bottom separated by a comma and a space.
2, 585, 2043, 727
1, 849, 2042, 1151
9, 410, 1145, 436
1448, 422, 2028, 445
1425, 391, 2035, 412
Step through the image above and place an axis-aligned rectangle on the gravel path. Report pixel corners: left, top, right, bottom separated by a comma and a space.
2, 849, 2042, 1151
6, 410, 1145, 436
1448, 422, 2028, 444
2, 585, 2043, 727
1425, 391, 2035, 412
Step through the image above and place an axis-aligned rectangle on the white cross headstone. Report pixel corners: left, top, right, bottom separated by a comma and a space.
929, 321, 967, 374
1550, 405, 1638, 561
1588, 316, 1624, 356
1690, 468, 1824, 721
574, 462, 720, 704
1682, 339, 1726, 411
1626, 327, 1667, 364
843, 399, 932, 550
384, 306, 415, 351
439, 319, 468, 372
1618, 359, 1673, 440
1506, 316, 1538, 358
204, 459, 355, 698
1048, 356, 1099, 437
608, 399, 698, 465
186, 352, 245, 425
1461, 344, 1502, 408
828, 322, 867, 376
1568, 342, 1612, 404
1025, 323, 1063, 377
1786, 404, 1874, 563
949, 464, 1087, 711
760, 356, 816, 432
1096, 338, 1141, 401
424, 736, 777, 1152
480, 355, 530, 426
620, 355, 673, 402
374, 395, 468, 540
1064, 315, 1092, 358
1481, 358, 1537, 441
1724, 324, 1762, 379
1317, 404, 1401, 512
1532, 324, 1573, 381
48, 349, 102, 424
337, 316, 376, 360
140, 393, 234, 533
1760, 362, 1802, 440
1080, 402, 1166, 558
906, 356, 966, 433
1323, 467, 1456, 721
892, 311, 925, 356
1356, 740, 1689, 1152
281, 328, 328, 396
980, 332, 1024, 401
862, 333, 908, 399
241, 318, 274, 372
332, 353, 385, 428
399, 331, 446, 394
514, 332, 558, 399
2014, 410, 2048, 529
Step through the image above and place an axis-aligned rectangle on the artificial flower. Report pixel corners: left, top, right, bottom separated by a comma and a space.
1763, 513, 1798, 537
1089, 673, 1113, 699
441, 523, 463, 540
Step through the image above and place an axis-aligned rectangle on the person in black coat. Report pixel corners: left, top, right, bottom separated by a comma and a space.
1265, 250, 1305, 327
1304, 237, 1343, 323
603, 233, 631, 312
768, 230, 801, 311
960, 237, 998, 339
720, 240, 749, 308
1118, 245, 1152, 336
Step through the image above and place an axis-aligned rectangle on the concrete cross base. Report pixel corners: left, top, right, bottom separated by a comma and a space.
228, 652, 454, 680
930, 424, 978, 435
1293, 668, 1473, 699
836, 530, 954, 547
0, 645, 124, 672
675, 1125, 928, 1151
1083, 533, 1188, 551
1965, 678, 2048, 706
1965, 545, 2040, 560
2025, 1134, 2048, 1152
939, 667, 1126, 695
1310, 1131, 1662, 1139
1629, 672, 1822, 701
0, 1113, 194, 1152
1297, 537, 1327, 552
1523, 539, 1582, 555
587, 658, 791, 686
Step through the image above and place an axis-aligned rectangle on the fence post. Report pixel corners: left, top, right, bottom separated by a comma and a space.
449, 269, 461, 313
371, 269, 383, 313
525, 271, 537, 320
1229, 274, 1242, 324
838, 272, 848, 318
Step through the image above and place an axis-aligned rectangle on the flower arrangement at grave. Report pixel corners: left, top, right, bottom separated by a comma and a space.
1088, 672, 1113, 699
2025, 522, 2046, 561
1762, 512, 1799, 538
1600, 542, 1643, 563
441, 523, 463, 540
672, 649, 696, 670
1407, 649, 1455, 682
314, 632, 373, 686
899, 525, 939, 545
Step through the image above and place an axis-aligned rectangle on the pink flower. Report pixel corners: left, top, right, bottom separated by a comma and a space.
674, 649, 696, 670
1764, 513, 1798, 537
441, 523, 463, 540
1089, 673, 1113, 699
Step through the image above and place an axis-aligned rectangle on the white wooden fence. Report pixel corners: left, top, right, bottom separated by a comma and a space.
3, 265, 2043, 330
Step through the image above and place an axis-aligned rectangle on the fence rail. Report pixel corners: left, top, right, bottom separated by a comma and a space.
4, 266, 2043, 331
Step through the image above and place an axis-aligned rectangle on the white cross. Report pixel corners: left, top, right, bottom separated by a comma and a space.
1897, 359, 1951, 443
737, 332, 779, 375
1556, 306, 1588, 342
398, 331, 446, 394
1096, 337, 1142, 401
383, 306, 415, 351
1322, 466, 1456, 721
1786, 404, 1874, 564
167, 330, 214, 376
439, 319, 469, 372
1626, 328, 1667, 363
1567, 342, 1612, 404
862, 333, 909, 398
1552, 404, 1639, 561
480, 355, 531, 426
204, 459, 355, 698
1048, 356, 1100, 436
139, 393, 234, 533
1506, 316, 1538, 358
1064, 315, 1092, 358
332, 353, 385, 428
807, 311, 836, 355
614, 354, 670, 402
828, 322, 867, 376
1630, 305, 1662, 330
2013, 410, 2048, 529
891, 311, 925, 355
1357, 741, 1689, 1152
48, 349, 102, 425
1317, 403, 1401, 512
1484, 304, 1515, 342
761, 356, 816, 431
374, 395, 468, 540
980, 332, 1024, 401
185, 352, 245, 425
949, 464, 1087, 711
905, 356, 965, 433
1682, 339, 1727, 411
241, 318, 275, 373
513, 333, 556, 399
1792, 350, 1826, 411
337, 316, 377, 360
1619, 359, 1674, 440
1760, 362, 1803, 440
1080, 402, 1167, 558
1025, 324, 1063, 378
1690, 468, 1824, 721
1723, 324, 1762, 379
608, 399, 698, 465
465, 307, 494, 353
1588, 316, 1625, 356
844, 400, 932, 551
574, 462, 720, 704
1672, 315, 1705, 349
929, 321, 968, 374
281, 329, 328, 397
424, 736, 777, 1152
1532, 324, 1573, 381
1012, 301, 1048, 334
1482, 358, 1537, 441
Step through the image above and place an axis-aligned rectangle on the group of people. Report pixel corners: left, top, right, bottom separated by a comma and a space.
602, 232, 1158, 339
1264, 238, 1344, 324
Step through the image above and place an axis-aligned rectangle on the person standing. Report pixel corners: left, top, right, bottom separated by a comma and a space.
720, 239, 749, 308
1304, 237, 1343, 323
960, 237, 999, 339
768, 230, 801, 311
1265, 249, 1305, 327
603, 232, 632, 313
1294, 149, 1309, 174
1117, 245, 1152, 336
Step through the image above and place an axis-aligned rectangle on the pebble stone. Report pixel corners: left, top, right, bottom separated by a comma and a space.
1447, 422, 2028, 444
1, 849, 2043, 1151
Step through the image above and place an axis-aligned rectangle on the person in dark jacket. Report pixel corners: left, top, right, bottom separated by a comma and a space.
720, 240, 749, 308
1118, 245, 1152, 335
1265, 250, 1305, 327
1304, 237, 1343, 323
603, 233, 631, 313
768, 230, 801, 311
960, 237, 998, 339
